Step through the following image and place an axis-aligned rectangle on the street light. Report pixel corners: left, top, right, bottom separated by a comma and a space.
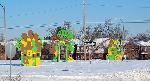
0, 4, 7, 60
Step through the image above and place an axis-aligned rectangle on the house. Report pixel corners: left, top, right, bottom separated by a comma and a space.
124, 40, 150, 60
75, 38, 110, 60
93, 38, 110, 59
137, 41, 150, 60
123, 41, 139, 60
0, 43, 5, 60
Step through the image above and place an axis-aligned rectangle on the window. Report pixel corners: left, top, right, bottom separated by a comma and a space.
144, 47, 147, 51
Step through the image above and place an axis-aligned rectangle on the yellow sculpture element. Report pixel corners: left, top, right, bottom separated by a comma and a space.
60, 41, 65, 45
27, 50, 32, 57
28, 58, 32, 66
54, 51, 58, 56
108, 48, 112, 55
36, 52, 41, 65
21, 40, 27, 47
27, 38, 32, 42
115, 54, 122, 60
68, 56, 74, 62
36, 58, 40, 65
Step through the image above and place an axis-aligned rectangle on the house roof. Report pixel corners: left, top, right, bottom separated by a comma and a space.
93, 38, 110, 47
137, 41, 150, 46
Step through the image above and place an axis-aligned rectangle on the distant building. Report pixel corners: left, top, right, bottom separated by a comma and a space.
124, 41, 139, 60
124, 41, 150, 60
137, 41, 150, 60
75, 38, 110, 60
0, 43, 6, 60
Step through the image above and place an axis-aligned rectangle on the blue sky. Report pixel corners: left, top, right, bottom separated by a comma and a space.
0, 0, 150, 39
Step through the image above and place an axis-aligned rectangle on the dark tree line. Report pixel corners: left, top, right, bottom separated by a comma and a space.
131, 32, 150, 42
79, 19, 128, 42
45, 19, 129, 42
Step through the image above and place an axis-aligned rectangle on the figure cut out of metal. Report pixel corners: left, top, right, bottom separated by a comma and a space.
106, 39, 123, 60
51, 28, 74, 62
16, 30, 43, 66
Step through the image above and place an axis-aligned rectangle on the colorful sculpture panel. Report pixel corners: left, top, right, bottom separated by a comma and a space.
51, 28, 74, 62
106, 39, 123, 60
16, 30, 43, 66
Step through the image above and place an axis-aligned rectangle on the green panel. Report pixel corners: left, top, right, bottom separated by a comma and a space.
21, 54, 24, 65
16, 38, 22, 51
58, 44, 60, 62
66, 46, 68, 62
52, 56, 58, 62
32, 40, 37, 52
32, 58, 36, 66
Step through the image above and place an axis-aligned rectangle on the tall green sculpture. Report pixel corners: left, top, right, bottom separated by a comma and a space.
52, 28, 74, 62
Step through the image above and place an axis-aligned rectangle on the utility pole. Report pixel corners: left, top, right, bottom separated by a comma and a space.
83, 0, 87, 60
9, 43, 12, 81
4, 6, 6, 60
123, 25, 125, 41
122, 25, 125, 51
0, 4, 7, 60
121, 19, 125, 49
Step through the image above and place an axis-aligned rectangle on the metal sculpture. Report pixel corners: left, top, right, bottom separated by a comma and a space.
52, 28, 74, 62
106, 39, 123, 60
16, 30, 43, 66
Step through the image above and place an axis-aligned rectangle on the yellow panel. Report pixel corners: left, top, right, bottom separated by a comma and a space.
28, 59, 32, 66
115, 54, 122, 60
27, 38, 32, 42
54, 51, 58, 56
68, 56, 74, 62
32, 51, 36, 55
21, 40, 27, 47
27, 50, 32, 57
108, 48, 112, 55
36, 58, 40, 65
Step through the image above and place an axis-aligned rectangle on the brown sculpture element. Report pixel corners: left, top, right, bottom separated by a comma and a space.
28, 30, 34, 40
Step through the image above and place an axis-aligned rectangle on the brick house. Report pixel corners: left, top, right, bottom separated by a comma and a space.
0, 43, 5, 60
137, 41, 150, 60
124, 41, 150, 60
123, 41, 140, 60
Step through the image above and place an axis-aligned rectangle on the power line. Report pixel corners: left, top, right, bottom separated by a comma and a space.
7, 4, 80, 19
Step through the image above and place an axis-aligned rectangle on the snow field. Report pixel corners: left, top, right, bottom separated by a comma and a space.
0, 60, 150, 81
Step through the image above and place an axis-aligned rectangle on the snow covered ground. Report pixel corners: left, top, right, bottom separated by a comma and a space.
0, 60, 150, 81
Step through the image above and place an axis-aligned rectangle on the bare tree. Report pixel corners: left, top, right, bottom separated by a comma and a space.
91, 19, 128, 41
133, 33, 150, 42
63, 21, 71, 29
46, 21, 75, 40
